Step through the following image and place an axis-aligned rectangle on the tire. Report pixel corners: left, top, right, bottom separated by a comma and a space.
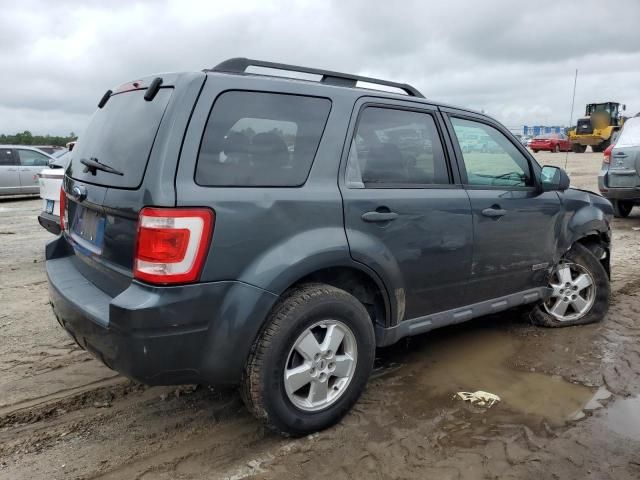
572, 144, 587, 153
593, 140, 610, 153
241, 283, 376, 436
612, 199, 633, 218
531, 243, 609, 327
533, 150, 539, 153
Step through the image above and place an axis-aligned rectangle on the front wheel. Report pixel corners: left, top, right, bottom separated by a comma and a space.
531, 243, 609, 327
572, 144, 587, 153
241, 283, 375, 436
612, 199, 633, 218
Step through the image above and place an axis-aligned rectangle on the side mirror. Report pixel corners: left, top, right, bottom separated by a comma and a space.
623, 104, 627, 111
540, 165, 570, 191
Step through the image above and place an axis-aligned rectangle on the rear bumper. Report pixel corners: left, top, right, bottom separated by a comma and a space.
600, 187, 640, 201
38, 211, 61, 235
599, 172, 640, 200
46, 237, 279, 386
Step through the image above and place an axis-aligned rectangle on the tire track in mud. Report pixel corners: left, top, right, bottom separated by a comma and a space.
0, 375, 124, 427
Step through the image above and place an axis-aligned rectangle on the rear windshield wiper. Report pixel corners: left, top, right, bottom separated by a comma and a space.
80, 157, 124, 176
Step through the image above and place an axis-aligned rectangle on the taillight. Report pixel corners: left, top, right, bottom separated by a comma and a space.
603, 145, 613, 164
59, 187, 67, 231
133, 207, 214, 285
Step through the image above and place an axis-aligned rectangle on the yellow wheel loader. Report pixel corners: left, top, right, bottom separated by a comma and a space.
568, 102, 626, 153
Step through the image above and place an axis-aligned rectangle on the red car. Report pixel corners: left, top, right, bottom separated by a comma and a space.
529, 134, 573, 153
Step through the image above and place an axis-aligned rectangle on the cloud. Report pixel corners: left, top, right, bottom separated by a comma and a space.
0, 0, 638, 135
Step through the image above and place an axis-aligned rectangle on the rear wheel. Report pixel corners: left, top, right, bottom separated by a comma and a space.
533, 150, 539, 153
612, 199, 633, 218
531, 243, 609, 327
241, 283, 375, 436
572, 144, 587, 153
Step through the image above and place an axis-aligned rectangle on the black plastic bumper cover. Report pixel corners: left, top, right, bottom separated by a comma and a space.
38, 212, 61, 235
46, 239, 279, 386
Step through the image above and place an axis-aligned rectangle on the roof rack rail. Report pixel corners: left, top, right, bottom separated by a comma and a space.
207, 57, 424, 98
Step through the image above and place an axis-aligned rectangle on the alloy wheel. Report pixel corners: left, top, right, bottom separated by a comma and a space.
544, 262, 596, 321
284, 320, 357, 412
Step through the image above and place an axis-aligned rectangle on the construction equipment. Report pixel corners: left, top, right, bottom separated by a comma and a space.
568, 102, 627, 153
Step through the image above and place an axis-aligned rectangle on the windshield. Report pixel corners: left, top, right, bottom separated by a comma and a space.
50, 150, 71, 168
67, 88, 173, 188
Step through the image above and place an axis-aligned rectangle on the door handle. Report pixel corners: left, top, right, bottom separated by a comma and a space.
362, 211, 399, 222
613, 152, 627, 158
481, 207, 507, 218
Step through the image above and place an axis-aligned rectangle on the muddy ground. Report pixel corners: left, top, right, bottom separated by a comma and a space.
1, 151, 640, 480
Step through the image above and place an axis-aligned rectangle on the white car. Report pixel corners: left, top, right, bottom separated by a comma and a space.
37, 151, 71, 234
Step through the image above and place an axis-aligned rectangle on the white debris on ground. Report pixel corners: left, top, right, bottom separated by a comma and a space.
454, 391, 501, 408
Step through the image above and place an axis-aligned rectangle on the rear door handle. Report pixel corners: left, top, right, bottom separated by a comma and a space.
613, 153, 627, 158
362, 211, 399, 222
481, 208, 507, 218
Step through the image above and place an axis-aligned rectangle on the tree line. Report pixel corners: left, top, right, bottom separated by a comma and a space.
0, 131, 77, 146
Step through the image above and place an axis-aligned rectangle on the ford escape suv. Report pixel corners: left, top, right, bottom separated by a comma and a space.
47, 58, 613, 436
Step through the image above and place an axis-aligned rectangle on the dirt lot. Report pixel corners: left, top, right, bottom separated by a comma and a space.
1, 152, 640, 480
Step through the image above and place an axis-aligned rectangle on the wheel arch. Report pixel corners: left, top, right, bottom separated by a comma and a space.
573, 232, 611, 278
279, 264, 392, 329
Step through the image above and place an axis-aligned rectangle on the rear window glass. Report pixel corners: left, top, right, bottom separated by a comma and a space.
196, 91, 331, 187
68, 88, 172, 188
616, 117, 640, 148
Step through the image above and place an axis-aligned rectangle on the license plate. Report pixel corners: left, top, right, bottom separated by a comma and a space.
609, 174, 639, 188
46, 200, 54, 214
71, 206, 105, 253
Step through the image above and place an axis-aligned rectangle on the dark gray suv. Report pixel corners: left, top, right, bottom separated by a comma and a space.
47, 58, 613, 435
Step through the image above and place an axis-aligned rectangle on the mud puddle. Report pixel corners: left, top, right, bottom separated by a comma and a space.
375, 318, 597, 426
602, 396, 640, 440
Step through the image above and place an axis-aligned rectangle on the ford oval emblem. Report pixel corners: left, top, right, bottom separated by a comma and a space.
71, 185, 87, 202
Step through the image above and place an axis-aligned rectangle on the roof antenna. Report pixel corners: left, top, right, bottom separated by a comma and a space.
565, 69, 578, 170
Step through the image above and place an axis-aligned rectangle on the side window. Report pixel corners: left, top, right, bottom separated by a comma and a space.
0, 149, 15, 166
17, 149, 50, 167
196, 91, 331, 187
346, 107, 449, 187
451, 117, 533, 187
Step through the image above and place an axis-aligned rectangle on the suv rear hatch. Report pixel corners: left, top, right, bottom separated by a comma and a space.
608, 118, 640, 188
62, 72, 206, 297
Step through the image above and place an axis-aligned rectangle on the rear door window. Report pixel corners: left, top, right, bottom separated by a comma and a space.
345, 106, 450, 187
68, 88, 173, 189
196, 91, 331, 187
0, 149, 16, 166
17, 149, 50, 166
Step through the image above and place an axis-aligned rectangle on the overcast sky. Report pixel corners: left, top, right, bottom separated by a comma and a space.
1, 0, 639, 136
